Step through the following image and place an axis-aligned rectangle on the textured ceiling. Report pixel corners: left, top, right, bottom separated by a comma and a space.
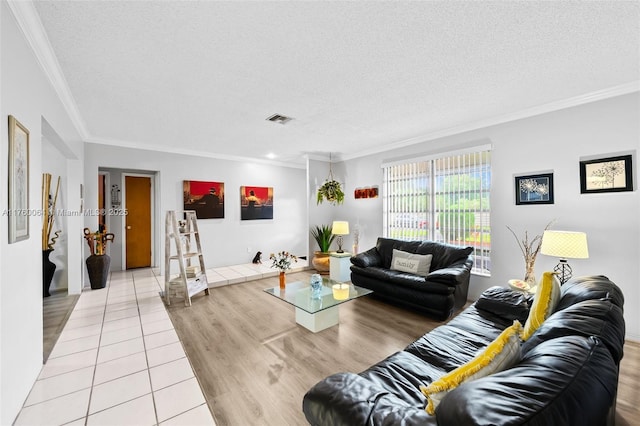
32, 1, 640, 165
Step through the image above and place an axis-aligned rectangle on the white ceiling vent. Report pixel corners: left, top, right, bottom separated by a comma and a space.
266, 113, 293, 125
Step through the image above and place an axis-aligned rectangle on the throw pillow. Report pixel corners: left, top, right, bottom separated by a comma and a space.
520, 271, 562, 341
476, 286, 531, 324
420, 320, 522, 415
390, 249, 433, 277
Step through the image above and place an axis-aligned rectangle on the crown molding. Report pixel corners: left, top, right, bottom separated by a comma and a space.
303, 153, 345, 162
7, 0, 89, 138
84, 136, 306, 169
8, 1, 637, 167
341, 82, 640, 162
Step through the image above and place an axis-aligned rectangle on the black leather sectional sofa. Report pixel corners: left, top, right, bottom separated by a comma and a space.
303, 275, 625, 426
350, 237, 474, 320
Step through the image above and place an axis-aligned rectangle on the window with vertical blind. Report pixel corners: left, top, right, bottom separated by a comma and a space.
383, 147, 491, 275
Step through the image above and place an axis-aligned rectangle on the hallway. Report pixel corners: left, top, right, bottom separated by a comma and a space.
16, 269, 215, 425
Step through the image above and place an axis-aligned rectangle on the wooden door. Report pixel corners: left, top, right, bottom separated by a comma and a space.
125, 176, 151, 269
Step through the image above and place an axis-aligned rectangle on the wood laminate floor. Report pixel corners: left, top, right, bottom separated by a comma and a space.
42, 288, 79, 362
166, 270, 640, 426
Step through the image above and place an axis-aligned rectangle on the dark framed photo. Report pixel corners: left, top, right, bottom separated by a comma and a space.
580, 155, 633, 194
183, 180, 224, 219
515, 173, 554, 205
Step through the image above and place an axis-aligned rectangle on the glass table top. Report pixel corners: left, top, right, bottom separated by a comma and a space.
263, 277, 372, 314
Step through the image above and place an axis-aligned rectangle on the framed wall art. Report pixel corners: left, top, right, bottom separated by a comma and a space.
515, 172, 554, 205
8, 115, 30, 243
240, 186, 273, 220
580, 154, 633, 194
183, 180, 224, 219
354, 186, 379, 199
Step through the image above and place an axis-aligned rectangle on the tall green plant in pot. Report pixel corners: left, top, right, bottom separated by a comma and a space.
311, 225, 336, 274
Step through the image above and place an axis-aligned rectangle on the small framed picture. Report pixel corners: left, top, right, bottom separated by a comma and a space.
580, 154, 633, 194
515, 173, 554, 205
8, 115, 30, 243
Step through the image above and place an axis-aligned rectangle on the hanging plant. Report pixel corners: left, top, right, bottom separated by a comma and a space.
316, 153, 345, 205
317, 179, 345, 205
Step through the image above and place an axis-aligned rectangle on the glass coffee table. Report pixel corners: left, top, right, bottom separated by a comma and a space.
264, 278, 372, 332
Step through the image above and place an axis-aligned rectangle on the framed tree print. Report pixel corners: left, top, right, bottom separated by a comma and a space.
8, 115, 30, 243
515, 173, 554, 205
580, 154, 633, 194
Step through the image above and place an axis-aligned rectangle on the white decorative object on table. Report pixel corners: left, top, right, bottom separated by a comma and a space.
508, 279, 536, 294
332, 283, 350, 300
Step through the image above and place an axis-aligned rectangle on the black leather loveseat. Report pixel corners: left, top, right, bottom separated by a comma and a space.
350, 237, 473, 320
303, 275, 625, 426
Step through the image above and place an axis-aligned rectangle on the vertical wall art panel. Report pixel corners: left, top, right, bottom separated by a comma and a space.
8, 115, 30, 243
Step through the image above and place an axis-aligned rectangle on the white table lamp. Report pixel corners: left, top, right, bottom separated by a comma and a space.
540, 230, 589, 284
332, 221, 349, 253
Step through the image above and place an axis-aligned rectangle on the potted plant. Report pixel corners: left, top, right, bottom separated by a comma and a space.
317, 154, 345, 205
311, 224, 336, 274
269, 251, 298, 289
317, 179, 345, 205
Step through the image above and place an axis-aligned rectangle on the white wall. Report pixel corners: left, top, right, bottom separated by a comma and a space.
0, 2, 84, 424
340, 93, 640, 340
83, 144, 308, 273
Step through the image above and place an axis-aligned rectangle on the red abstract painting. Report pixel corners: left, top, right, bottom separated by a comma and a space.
183, 180, 224, 219
240, 186, 273, 220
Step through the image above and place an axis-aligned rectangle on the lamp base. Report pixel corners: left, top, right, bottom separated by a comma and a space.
554, 259, 572, 285
336, 236, 344, 253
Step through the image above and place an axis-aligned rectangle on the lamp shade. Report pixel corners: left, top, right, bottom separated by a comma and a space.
540, 230, 589, 259
332, 221, 349, 236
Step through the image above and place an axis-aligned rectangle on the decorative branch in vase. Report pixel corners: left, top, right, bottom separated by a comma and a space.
41, 173, 61, 251
352, 225, 360, 255
507, 220, 555, 287
83, 226, 115, 290
41, 173, 61, 297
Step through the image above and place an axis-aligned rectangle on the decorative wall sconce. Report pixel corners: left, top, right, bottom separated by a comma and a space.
111, 184, 121, 206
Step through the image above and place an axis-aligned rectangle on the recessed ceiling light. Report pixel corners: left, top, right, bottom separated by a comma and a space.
266, 113, 293, 125
266, 153, 276, 159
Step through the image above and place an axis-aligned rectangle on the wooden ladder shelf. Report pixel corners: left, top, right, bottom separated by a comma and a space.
164, 210, 209, 306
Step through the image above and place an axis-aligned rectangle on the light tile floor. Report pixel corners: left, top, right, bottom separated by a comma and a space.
15, 268, 214, 426
15, 261, 308, 426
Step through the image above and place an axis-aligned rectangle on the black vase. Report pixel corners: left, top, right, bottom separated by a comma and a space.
86, 254, 111, 289
43, 249, 56, 297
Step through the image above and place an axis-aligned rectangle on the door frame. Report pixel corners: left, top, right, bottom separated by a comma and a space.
121, 172, 157, 270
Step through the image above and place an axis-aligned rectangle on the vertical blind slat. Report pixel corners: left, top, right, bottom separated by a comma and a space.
383, 149, 491, 274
